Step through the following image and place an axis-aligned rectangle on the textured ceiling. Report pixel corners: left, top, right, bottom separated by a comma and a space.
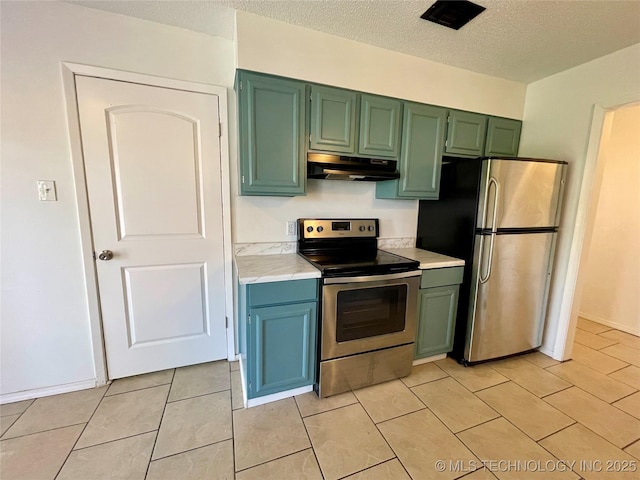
67, 0, 640, 83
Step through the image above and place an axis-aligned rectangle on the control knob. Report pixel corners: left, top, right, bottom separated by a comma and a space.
317, 226, 324, 232
307, 226, 314, 232
359, 226, 366, 232
368, 225, 375, 231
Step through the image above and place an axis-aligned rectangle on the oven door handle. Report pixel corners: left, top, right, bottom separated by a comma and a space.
323, 270, 421, 284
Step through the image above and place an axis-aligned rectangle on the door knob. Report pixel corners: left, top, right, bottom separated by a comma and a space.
98, 250, 114, 261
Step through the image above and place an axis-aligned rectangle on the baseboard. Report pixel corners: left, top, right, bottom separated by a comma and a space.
0, 379, 98, 405
579, 312, 640, 336
412, 353, 447, 366
246, 385, 313, 408
537, 345, 557, 359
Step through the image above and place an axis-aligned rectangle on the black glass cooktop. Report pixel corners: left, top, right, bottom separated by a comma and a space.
298, 250, 419, 278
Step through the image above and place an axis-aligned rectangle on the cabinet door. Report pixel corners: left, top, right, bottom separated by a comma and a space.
248, 302, 317, 398
310, 86, 357, 154
445, 110, 487, 157
358, 94, 402, 158
484, 117, 522, 157
238, 71, 306, 196
377, 103, 447, 199
415, 285, 459, 359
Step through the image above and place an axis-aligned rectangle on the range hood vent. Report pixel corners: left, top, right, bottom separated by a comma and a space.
307, 153, 399, 182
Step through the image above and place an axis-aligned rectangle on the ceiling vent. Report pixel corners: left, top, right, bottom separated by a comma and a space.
421, 0, 486, 30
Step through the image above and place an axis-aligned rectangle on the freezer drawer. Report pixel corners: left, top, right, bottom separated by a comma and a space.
477, 159, 565, 230
465, 231, 555, 362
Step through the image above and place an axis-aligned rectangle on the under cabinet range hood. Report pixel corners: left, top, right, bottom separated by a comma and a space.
307, 153, 400, 181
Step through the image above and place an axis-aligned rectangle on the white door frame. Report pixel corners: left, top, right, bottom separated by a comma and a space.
551, 94, 640, 361
61, 62, 235, 386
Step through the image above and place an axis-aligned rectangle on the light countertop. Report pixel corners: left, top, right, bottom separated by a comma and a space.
235, 254, 321, 285
382, 248, 464, 269
235, 248, 463, 285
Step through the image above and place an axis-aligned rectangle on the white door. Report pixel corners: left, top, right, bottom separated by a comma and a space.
76, 75, 227, 379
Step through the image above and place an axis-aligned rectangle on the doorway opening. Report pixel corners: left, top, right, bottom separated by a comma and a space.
566, 102, 640, 360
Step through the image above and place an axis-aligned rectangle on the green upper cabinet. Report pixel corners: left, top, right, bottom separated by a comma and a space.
484, 117, 522, 157
237, 71, 306, 196
359, 94, 402, 158
309, 88, 402, 159
309, 85, 357, 154
376, 102, 447, 200
445, 110, 488, 157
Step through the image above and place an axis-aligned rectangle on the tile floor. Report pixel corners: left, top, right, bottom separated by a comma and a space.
1, 319, 639, 480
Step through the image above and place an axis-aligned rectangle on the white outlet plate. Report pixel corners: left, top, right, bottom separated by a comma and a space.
37, 180, 57, 201
286, 221, 297, 236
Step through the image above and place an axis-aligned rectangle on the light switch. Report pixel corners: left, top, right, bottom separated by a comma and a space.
37, 180, 57, 201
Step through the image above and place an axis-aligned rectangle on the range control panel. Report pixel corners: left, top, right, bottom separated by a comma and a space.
299, 219, 379, 239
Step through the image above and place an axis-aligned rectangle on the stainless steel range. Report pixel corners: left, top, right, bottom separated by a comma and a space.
297, 218, 420, 398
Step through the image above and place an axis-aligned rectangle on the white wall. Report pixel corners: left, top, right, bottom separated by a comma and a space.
579, 105, 640, 334
231, 11, 527, 244
519, 44, 640, 357
0, 1, 235, 397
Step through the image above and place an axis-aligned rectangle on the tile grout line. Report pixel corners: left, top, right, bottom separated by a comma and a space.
539, 384, 574, 399
230, 375, 238, 478
148, 437, 233, 464
104, 381, 173, 398
534, 421, 577, 443
233, 448, 318, 476
623, 438, 640, 452
296, 399, 360, 420
451, 415, 502, 436
606, 363, 633, 376
399, 371, 451, 390
321, 395, 403, 479
143, 368, 176, 479
53, 385, 110, 479
292, 395, 326, 480
0, 400, 36, 440
464, 378, 509, 394
454, 467, 490, 479
167, 387, 232, 405
1, 421, 88, 443
474, 387, 580, 445
539, 381, 640, 449
71, 429, 159, 453
445, 365, 587, 450
333, 459, 405, 480
610, 389, 639, 404
234, 445, 311, 475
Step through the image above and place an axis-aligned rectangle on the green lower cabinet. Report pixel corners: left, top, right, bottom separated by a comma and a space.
415, 284, 459, 359
248, 302, 317, 398
241, 279, 319, 400
484, 117, 522, 157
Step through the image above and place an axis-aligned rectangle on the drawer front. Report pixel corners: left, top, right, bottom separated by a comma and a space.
420, 267, 464, 289
248, 279, 318, 307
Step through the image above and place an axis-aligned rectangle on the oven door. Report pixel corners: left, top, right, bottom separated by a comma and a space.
321, 271, 420, 360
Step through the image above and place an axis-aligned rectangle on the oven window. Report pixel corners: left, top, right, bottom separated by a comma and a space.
336, 285, 407, 342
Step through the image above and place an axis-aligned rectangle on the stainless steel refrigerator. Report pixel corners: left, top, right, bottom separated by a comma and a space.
417, 157, 566, 364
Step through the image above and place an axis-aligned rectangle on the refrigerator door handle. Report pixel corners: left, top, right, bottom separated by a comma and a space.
480, 178, 499, 283
480, 233, 496, 284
